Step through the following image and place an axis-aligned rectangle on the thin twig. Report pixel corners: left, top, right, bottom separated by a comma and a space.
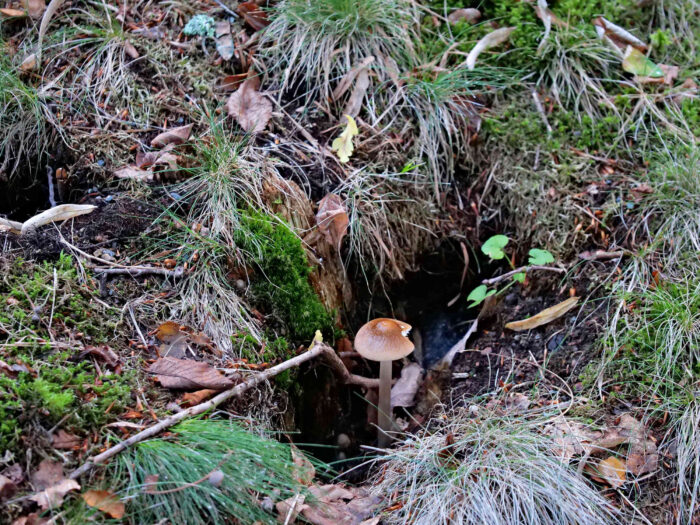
68, 344, 378, 479
481, 265, 565, 286
94, 266, 185, 278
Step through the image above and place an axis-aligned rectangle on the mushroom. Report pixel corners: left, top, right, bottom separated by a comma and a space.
354, 318, 414, 448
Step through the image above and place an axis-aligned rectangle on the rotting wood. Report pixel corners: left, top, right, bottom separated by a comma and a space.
68, 343, 378, 480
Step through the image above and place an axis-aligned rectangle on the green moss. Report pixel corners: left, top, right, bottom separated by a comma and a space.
235, 211, 335, 342
483, 98, 622, 153
0, 254, 135, 452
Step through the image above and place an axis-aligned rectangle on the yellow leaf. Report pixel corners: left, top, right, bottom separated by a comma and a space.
505, 297, 579, 331
331, 115, 358, 163
596, 456, 626, 488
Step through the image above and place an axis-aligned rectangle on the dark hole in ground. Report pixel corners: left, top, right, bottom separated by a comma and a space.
291, 239, 495, 480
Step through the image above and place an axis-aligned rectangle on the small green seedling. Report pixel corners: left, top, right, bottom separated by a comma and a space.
481, 234, 509, 260
528, 248, 554, 265
467, 235, 557, 308
467, 285, 496, 307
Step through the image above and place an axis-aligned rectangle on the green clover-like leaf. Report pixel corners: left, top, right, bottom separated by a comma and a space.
481, 235, 509, 260
467, 285, 496, 308
528, 248, 554, 266
512, 272, 526, 283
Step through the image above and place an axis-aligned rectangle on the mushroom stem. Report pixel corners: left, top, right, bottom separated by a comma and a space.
377, 360, 393, 448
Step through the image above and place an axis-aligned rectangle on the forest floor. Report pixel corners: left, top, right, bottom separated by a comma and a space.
0, 0, 699, 524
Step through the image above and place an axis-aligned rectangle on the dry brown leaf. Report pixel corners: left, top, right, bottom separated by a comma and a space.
217, 73, 248, 92
114, 166, 154, 181
151, 124, 192, 148
30, 478, 80, 510
25, 0, 45, 18
215, 21, 234, 60
302, 484, 380, 525
237, 1, 269, 31
342, 67, 370, 118
226, 76, 272, 133
276, 494, 306, 523
82, 490, 125, 519
155, 321, 188, 359
21, 204, 96, 234
79, 345, 120, 368
447, 8, 481, 24
0, 8, 27, 17
180, 388, 218, 407
316, 194, 349, 250
594, 456, 626, 488
505, 297, 579, 331
333, 56, 375, 101
390, 363, 423, 408
52, 430, 81, 450
148, 357, 234, 390
0, 474, 18, 500
30, 460, 64, 490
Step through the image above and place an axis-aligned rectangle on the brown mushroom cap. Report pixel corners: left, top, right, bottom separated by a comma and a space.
354, 318, 415, 362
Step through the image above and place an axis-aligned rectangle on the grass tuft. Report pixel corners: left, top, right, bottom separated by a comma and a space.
262, 0, 418, 101
372, 408, 620, 525
0, 46, 51, 179
108, 419, 321, 525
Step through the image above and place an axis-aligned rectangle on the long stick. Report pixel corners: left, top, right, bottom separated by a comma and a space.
69, 344, 377, 480
481, 265, 565, 286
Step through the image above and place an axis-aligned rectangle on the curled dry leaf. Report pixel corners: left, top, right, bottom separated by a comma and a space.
592, 17, 647, 52
636, 63, 678, 85
237, 1, 269, 31
215, 21, 234, 60
19, 53, 37, 72
333, 56, 375, 101
30, 479, 80, 510
447, 8, 481, 25
466, 27, 515, 70
343, 67, 370, 118
20, 204, 96, 234
148, 357, 234, 390
151, 124, 193, 148
505, 296, 579, 331
315, 194, 349, 250
0, 8, 27, 17
180, 388, 218, 407
82, 490, 125, 519
390, 362, 424, 408
51, 429, 81, 450
79, 345, 120, 368
226, 76, 272, 133
123, 40, 139, 59
217, 73, 248, 92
